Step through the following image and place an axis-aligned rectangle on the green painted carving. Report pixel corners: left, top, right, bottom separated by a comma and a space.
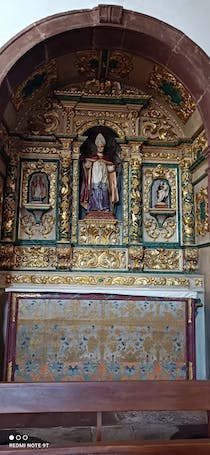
160, 80, 183, 106
22, 72, 47, 98
89, 58, 99, 70
200, 201, 206, 222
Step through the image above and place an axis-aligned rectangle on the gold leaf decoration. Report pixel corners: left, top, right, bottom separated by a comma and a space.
148, 65, 196, 122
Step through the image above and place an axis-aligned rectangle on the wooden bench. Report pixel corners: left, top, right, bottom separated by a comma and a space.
0, 380, 210, 454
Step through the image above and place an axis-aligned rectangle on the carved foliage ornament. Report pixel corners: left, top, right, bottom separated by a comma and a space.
128, 247, 144, 271
59, 152, 72, 241
144, 217, 176, 240
79, 220, 121, 245
74, 111, 128, 138
13, 60, 57, 111
4, 273, 192, 288
148, 65, 196, 122
181, 157, 195, 244
26, 99, 60, 136
183, 248, 199, 272
140, 100, 183, 141
130, 155, 143, 242
72, 249, 127, 270
75, 50, 133, 81
144, 249, 180, 271
0, 246, 72, 270
196, 187, 209, 236
2, 153, 18, 241
192, 130, 208, 162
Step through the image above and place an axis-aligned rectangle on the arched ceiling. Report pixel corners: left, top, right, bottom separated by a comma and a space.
6, 51, 200, 139
0, 5, 209, 144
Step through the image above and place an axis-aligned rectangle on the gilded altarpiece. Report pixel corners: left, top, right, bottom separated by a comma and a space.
1, 74, 204, 383
5, 294, 195, 382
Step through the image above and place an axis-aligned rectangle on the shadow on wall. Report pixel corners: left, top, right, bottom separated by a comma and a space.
0, 293, 8, 381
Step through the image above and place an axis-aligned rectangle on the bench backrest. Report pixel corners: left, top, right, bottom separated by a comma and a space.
0, 380, 210, 414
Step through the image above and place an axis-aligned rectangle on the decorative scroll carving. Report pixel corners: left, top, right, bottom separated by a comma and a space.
22, 146, 59, 156
144, 217, 176, 240
79, 220, 121, 245
122, 160, 129, 243
128, 247, 144, 271
144, 249, 180, 271
14, 247, 56, 269
1, 151, 19, 241
20, 214, 36, 238
26, 99, 60, 135
74, 113, 127, 138
130, 151, 143, 243
195, 187, 209, 236
71, 157, 79, 244
140, 100, 183, 140
183, 248, 199, 272
58, 143, 72, 241
143, 150, 180, 162
5, 273, 193, 288
0, 245, 14, 269
69, 105, 132, 138
56, 247, 72, 270
141, 118, 177, 141
40, 213, 55, 237
192, 130, 208, 162
75, 50, 133, 81
12, 60, 57, 111
181, 156, 195, 244
148, 65, 196, 122
72, 249, 127, 270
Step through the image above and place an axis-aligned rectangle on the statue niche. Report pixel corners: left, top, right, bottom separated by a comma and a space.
149, 178, 175, 228
151, 178, 170, 209
29, 172, 49, 204
24, 172, 51, 225
79, 128, 122, 220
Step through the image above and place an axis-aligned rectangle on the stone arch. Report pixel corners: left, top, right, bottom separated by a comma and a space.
0, 5, 209, 143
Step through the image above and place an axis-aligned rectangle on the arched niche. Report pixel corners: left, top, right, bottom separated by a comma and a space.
79, 125, 122, 221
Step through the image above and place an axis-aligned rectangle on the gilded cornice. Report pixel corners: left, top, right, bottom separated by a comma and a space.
1, 271, 204, 291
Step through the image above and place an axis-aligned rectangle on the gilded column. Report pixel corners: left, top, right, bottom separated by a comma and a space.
129, 143, 143, 244
71, 141, 80, 244
1, 145, 19, 242
58, 139, 72, 242
203, 146, 210, 227
180, 152, 195, 244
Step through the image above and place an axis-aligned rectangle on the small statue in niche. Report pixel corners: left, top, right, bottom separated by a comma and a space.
80, 133, 121, 219
156, 180, 169, 207
29, 172, 49, 204
150, 178, 170, 209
